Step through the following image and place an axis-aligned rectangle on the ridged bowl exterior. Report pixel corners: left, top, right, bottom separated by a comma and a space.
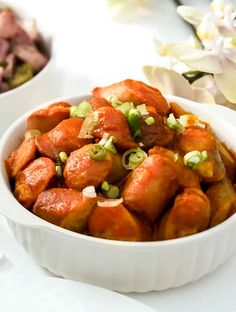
1, 95, 236, 292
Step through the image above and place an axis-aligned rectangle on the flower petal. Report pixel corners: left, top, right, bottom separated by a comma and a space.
143, 66, 194, 100
180, 50, 223, 73
214, 58, 236, 103
192, 74, 227, 104
177, 5, 204, 26
192, 86, 216, 104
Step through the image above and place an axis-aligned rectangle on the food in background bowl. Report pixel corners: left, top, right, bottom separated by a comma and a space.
5, 80, 236, 242
0, 6, 48, 92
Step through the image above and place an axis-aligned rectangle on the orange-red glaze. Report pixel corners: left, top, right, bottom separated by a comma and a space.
27, 102, 70, 133
92, 79, 169, 115
35, 118, 91, 160
122, 154, 178, 221
14, 157, 55, 209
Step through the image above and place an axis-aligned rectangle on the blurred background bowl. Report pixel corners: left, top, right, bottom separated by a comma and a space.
0, 0, 55, 136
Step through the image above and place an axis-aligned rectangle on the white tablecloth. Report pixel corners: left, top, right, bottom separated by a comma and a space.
1, 1, 236, 311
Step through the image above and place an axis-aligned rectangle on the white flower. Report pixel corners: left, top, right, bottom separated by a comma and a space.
143, 66, 216, 104
106, 0, 149, 19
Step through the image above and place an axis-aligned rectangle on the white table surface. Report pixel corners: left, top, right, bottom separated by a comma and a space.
1, 0, 236, 311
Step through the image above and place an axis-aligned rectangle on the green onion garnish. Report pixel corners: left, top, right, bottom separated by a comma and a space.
70, 101, 92, 118
24, 129, 41, 140
183, 150, 208, 169
88, 144, 106, 160
122, 147, 148, 170
55, 165, 62, 177
127, 108, 142, 139
116, 102, 134, 116
104, 185, 120, 199
104, 136, 117, 154
101, 181, 110, 191
166, 113, 184, 132
59, 151, 68, 163
145, 116, 155, 126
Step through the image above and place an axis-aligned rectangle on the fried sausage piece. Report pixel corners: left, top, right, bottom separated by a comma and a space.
169, 102, 189, 118
87, 96, 111, 110
149, 147, 200, 189
178, 126, 216, 153
6, 138, 36, 178
92, 79, 169, 115
216, 141, 236, 181
27, 102, 70, 133
35, 118, 90, 160
122, 154, 178, 221
14, 157, 55, 209
106, 153, 127, 184
92, 106, 137, 149
154, 188, 211, 240
88, 203, 152, 241
64, 144, 113, 190
206, 178, 236, 227
140, 106, 175, 148
33, 188, 96, 232
178, 126, 225, 182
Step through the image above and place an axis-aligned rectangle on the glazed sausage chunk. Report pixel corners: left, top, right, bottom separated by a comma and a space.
64, 144, 113, 190
35, 118, 91, 160
33, 188, 96, 232
92, 106, 137, 149
27, 102, 70, 133
93, 79, 169, 115
14, 157, 55, 209
122, 154, 179, 221
178, 126, 225, 182
140, 106, 175, 148
87, 96, 111, 110
154, 188, 211, 240
207, 178, 236, 227
6, 138, 36, 178
88, 203, 152, 241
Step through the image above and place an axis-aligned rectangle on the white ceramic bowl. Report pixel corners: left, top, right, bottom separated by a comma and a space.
0, 94, 236, 293
0, 1, 54, 136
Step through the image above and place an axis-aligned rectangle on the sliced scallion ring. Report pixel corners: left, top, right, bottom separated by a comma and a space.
103, 184, 120, 199
127, 108, 142, 139
101, 181, 109, 191
166, 113, 184, 132
183, 150, 208, 169
55, 165, 62, 177
104, 136, 117, 154
116, 101, 134, 116
122, 147, 148, 170
88, 144, 106, 160
24, 129, 41, 140
145, 116, 155, 126
136, 104, 149, 116
59, 151, 68, 163
70, 101, 92, 118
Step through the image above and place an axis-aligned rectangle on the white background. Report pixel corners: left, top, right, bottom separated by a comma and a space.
1, 1, 236, 311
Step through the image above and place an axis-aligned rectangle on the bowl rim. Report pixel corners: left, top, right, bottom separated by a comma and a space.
0, 1, 54, 98
1, 93, 236, 248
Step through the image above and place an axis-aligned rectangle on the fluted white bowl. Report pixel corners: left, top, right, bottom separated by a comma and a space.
0, 1, 54, 136
0, 94, 236, 293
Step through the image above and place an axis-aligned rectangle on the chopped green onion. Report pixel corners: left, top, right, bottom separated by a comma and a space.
101, 181, 110, 191
103, 185, 120, 199
116, 102, 134, 116
9, 63, 34, 88
55, 165, 62, 177
88, 144, 106, 160
127, 108, 142, 139
145, 116, 155, 126
104, 136, 117, 154
122, 148, 148, 170
70, 101, 92, 118
59, 151, 68, 163
24, 129, 41, 140
166, 113, 184, 132
183, 150, 208, 169
98, 132, 110, 146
